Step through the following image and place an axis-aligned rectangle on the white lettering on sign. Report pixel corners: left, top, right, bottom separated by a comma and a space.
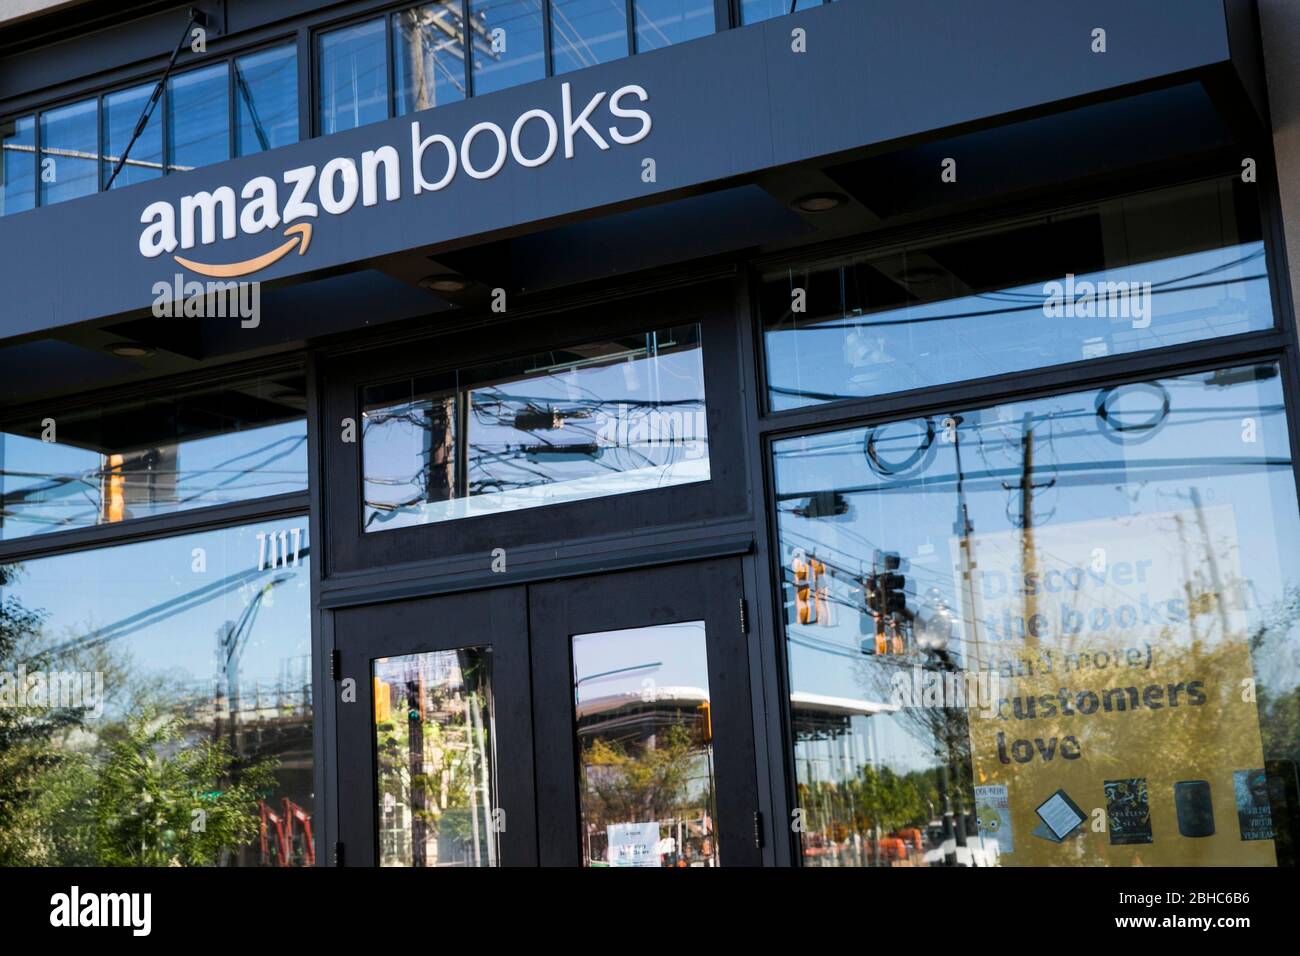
138, 82, 653, 263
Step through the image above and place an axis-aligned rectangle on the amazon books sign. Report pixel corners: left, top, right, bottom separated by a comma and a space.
137, 82, 652, 279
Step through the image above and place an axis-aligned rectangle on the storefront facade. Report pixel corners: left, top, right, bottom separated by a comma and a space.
2, 0, 1299, 867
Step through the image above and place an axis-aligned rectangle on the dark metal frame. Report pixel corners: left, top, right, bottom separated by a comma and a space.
6, 31, 300, 209
318, 277, 751, 582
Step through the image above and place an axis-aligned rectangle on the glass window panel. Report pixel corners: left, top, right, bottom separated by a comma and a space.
318, 18, 390, 135
774, 362, 1300, 867
469, 0, 546, 96
572, 621, 719, 866
374, 647, 499, 866
38, 98, 98, 206
362, 324, 709, 531
0, 370, 308, 541
167, 62, 230, 173
102, 82, 163, 190
234, 44, 300, 156
1, 114, 35, 216
0, 519, 313, 866
763, 177, 1273, 411
740, 0, 819, 26
394, 3, 468, 115
634, 0, 713, 52
550, 0, 628, 75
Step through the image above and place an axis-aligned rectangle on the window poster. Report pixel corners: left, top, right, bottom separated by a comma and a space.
955, 507, 1276, 865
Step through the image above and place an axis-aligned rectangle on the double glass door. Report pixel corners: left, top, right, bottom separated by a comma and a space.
334, 559, 760, 867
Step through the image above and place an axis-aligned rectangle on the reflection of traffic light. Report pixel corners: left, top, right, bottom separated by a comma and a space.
863, 551, 908, 655
792, 553, 832, 626
374, 678, 391, 723
697, 700, 712, 743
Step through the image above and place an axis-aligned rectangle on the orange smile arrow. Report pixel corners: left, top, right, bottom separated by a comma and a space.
173, 221, 313, 278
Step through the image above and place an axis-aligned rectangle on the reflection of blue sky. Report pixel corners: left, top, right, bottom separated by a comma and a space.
235, 44, 299, 155
0, 421, 307, 540
573, 621, 710, 704
633, 0, 713, 52
775, 368, 1300, 776
4, 520, 312, 718
40, 99, 98, 205
319, 18, 390, 134
551, 0, 628, 73
768, 243, 1272, 410
168, 63, 229, 171
472, 0, 547, 93
1, 114, 36, 215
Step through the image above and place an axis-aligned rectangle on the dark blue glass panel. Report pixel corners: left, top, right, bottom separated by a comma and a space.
235, 44, 299, 156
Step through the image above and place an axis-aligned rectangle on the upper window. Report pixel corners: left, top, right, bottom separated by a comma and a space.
103, 83, 163, 189
741, 0, 821, 26
0, 115, 36, 215
394, 3, 469, 115
761, 177, 1272, 411
316, 0, 714, 133
39, 98, 98, 205
1, 42, 298, 215
361, 324, 709, 531
168, 62, 230, 172
550, 0, 629, 74
318, 18, 390, 135
0, 370, 308, 541
235, 44, 301, 155
471, 0, 546, 94
634, 0, 715, 53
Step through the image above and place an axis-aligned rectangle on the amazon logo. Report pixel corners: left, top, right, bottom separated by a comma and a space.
138, 82, 653, 278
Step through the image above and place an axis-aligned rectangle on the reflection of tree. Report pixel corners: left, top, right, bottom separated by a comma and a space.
798, 766, 937, 854
0, 564, 86, 865
582, 723, 697, 829
0, 559, 294, 866
375, 656, 492, 865
93, 706, 276, 866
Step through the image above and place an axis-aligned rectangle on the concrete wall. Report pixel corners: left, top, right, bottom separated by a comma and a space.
1260, 0, 1300, 318
0, 0, 87, 27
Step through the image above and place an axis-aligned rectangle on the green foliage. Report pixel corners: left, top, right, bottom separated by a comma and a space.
582, 722, 698, 825
92, 706, 277, 867
0, 564, 88, 866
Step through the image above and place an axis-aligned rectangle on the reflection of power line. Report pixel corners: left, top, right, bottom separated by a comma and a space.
29, 545, 310, 664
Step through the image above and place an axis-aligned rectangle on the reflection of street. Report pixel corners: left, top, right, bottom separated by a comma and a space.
578, 689, 718, 867
572, 622, 719, 867
374, 648, 498, 867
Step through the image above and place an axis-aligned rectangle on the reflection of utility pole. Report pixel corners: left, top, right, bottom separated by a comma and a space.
406, 677, 426, 867
951, 416, 984, 672
1004, 412, 1055, 649
1188, 486, 1233, 641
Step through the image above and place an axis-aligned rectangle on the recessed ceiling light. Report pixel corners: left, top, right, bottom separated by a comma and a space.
420, 274, 469, 293
107, 342, 155, 358
794, 192, 847, 213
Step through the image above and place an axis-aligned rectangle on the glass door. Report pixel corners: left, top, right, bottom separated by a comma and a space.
530, 558, 762, 867
334, 586, 537, 866
334, 559, 762, 867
